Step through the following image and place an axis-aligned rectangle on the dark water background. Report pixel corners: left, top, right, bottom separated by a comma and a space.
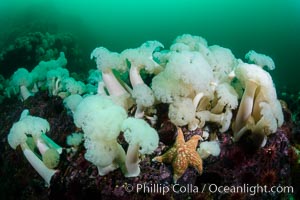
0, 0, 299, 92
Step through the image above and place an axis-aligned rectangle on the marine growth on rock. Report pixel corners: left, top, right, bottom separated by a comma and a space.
0, 34, 297, 200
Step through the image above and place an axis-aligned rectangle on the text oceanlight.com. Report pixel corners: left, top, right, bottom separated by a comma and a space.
124, 183, 294, 196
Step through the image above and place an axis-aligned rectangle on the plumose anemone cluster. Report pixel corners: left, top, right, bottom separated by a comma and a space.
1, 34, 296, 199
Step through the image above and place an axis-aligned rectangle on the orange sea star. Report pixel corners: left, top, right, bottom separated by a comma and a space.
153, 127, 203, 182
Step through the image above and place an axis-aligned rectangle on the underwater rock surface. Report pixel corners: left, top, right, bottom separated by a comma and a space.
0, 90, 298, 200
0, 32, 299, 200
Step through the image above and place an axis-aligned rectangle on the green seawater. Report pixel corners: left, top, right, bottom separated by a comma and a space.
0, 0, 299, 92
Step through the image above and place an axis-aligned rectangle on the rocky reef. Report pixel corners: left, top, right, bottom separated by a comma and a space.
0, 34, 299, 200
0, 90, 297, 200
